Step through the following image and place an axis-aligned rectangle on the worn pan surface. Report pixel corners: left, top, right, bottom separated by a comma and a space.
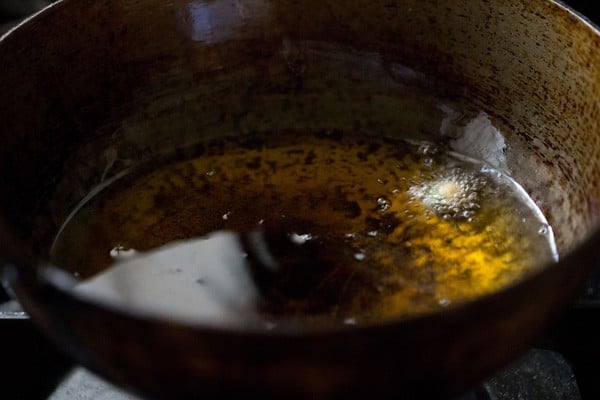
1, 0, 600, 398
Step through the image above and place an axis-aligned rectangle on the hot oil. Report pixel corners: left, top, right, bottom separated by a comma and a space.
51, 131, 557, 328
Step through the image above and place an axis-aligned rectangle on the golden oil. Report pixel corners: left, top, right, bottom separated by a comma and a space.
51, 131, 557, 326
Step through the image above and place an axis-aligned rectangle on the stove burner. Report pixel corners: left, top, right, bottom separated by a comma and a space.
44, 350, 581, 400
482, 350, 581, 400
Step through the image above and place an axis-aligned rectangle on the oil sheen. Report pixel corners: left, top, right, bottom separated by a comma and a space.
51, 131, 557, 328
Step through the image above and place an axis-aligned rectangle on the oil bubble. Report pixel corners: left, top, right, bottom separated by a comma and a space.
289, 232, 313, 244
438, 298, 451, 307
110, 245, 137, 259
377, 197, 391, 211
409, 167, 485, 220
418, 143, 437, 156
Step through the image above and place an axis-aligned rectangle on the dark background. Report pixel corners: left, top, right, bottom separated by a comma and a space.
0, 1, 599, 399
563, 1, 597, 22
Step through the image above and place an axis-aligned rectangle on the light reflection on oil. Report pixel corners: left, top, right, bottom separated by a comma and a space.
178, 0, 271, 43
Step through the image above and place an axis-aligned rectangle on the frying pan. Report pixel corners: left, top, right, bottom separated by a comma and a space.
1, 0, 600, 398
